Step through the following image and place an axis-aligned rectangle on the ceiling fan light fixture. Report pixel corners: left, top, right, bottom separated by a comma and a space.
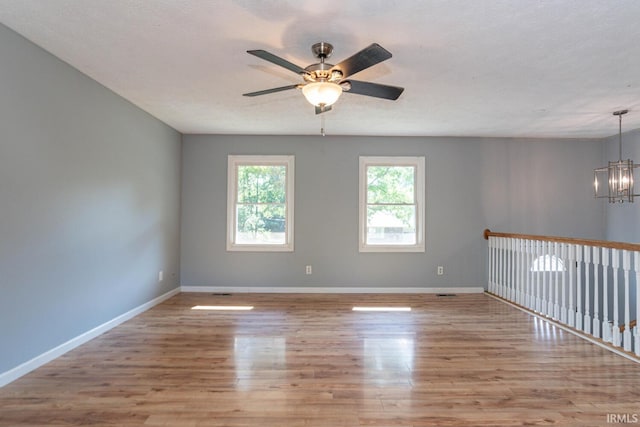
302, 81, 342, 107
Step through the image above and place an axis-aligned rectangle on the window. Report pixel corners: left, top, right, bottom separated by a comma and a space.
227, 155, 294, 251
530, 255, 566, 272
359, 156, 425, 252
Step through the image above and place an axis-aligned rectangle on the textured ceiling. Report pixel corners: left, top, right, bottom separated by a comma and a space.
1, 0, 640, 138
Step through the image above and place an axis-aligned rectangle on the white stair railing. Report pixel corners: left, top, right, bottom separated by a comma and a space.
484, 229, 640, 359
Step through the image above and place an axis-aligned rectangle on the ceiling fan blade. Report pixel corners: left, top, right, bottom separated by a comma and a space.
331, 43, 392, 79
247, 49, 307, 75
315, 105, 332, 115
342, 80, 404, 100
243, 84, 300, 97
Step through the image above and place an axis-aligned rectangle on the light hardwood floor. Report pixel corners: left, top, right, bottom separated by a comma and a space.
1, 292, 639, 426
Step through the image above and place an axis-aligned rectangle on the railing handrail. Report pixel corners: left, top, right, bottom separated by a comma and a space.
483, 229, 640, 252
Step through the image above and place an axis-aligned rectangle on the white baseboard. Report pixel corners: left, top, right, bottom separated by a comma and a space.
0, 287, 180, 388
181, 285, 485, 294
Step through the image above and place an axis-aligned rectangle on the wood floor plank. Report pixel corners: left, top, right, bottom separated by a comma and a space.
1, 293, 640, 426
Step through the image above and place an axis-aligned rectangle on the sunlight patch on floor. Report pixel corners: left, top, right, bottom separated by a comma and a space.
192, 305, 254, 311
352, 307, 411, 312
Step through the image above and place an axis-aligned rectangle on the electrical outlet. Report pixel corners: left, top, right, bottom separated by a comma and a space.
305, 265, 312, 275
437, 266, 444, 276
158, 270, 164, 282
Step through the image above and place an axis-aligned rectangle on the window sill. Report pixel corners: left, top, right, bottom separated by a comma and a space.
227, 243, 294, 252
359, 244, 425, 253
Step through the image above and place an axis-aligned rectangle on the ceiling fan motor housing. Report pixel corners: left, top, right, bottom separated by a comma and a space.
311, 42, 333, 59
304, 42, 343, 83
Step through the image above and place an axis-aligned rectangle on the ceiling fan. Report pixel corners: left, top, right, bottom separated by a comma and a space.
243, 42, 404, 114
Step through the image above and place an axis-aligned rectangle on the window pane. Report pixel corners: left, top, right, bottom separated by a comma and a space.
367, 166, 415, 204
237, 165, 286, 203
530, 255, 566, 272
236, 204, 286, 244
366, 205, 416, 245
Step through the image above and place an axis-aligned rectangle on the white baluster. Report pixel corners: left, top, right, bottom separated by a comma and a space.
514, 238, 520, 304
493, 236, 498, 294
500, 237, 509, 299
526, 239, 533, 309
560, 242, 568, 324
535, 240, 542, 313
602, 248, 611, 343
496, 237, 500, 294
545, 240, 551, 315
486, 236, 490, 292
547, 242, 554, 317
510, 238, 516, 302
512, 238, 517, 302
634, 251, 640, 357
553, 242, 560, 320
541, 241, 549, 316
516, 239, 520, 303
489, 236, 496, 294
495, 236, 499, 294
498, 237, 507, 298
583, 245, 592, 334
612, 249, 621, 347
592, 246, 601, 339
496, 237, 502, 296
547, 242, 553, 316
622, 250, 632, 352
576, 245, 583, 331
567, 244, 576, 327
503, 237, 509, 299
519, 239, 526, 305
504, 237, 509, 299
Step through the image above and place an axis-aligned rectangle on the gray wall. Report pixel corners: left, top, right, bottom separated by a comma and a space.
603, 127, 640, 243
181, 134, 604, 289
0, 25, 182, 373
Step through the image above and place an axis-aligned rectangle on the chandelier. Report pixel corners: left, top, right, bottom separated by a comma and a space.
594, 110, 640, 203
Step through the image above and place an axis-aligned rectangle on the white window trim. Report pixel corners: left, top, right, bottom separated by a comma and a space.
227, 155, 294, 252
359, 156, 425, 253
